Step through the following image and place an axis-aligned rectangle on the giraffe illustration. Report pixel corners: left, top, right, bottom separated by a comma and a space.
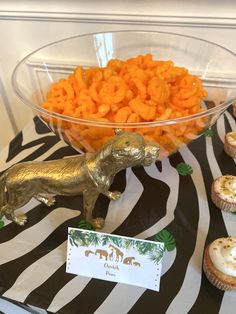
108, 244, 124, 262
95, 249, 108, 260
84, 250, 94, 257
109, 248, 114, 261
123, 256, 135, 265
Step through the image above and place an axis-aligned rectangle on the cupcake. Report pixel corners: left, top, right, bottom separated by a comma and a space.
211, 175, 236, 212
224, 131, 236, 158
233, 103, 236, 118
203, 237, 236, 291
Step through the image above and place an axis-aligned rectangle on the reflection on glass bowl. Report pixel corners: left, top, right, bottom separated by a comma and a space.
12, 31, 236, 160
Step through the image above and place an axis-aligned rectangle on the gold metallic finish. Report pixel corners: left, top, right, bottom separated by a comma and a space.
0, 130, 159, 228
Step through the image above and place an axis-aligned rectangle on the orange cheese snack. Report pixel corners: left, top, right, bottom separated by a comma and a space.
42, 54, 207, 154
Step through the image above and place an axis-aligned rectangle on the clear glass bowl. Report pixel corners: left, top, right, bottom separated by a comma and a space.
12, 31, 236, 159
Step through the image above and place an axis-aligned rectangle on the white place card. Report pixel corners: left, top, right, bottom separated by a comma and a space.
66, 228, 164, 291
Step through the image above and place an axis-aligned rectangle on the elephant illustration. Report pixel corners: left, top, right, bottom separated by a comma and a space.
123, 256, 135, 265
84, 250, 95, 257
95, 249, 108, 260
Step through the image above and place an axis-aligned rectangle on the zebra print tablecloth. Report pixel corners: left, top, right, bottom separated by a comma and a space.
0, 110, 235, 314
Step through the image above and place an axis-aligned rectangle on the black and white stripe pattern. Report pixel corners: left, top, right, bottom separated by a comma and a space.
0, 110, 235, 314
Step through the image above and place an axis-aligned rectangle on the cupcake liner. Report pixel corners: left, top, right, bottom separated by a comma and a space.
203, 247, 236, 291
203, 261, 235, 291
224, 142, 236, 158
211, 185, 236, 212
233, 103, 236, 118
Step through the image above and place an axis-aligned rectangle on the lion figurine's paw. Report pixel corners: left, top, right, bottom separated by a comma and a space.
45, 196, 56, 207
91, 217, 105, 229
14, 213, 28, 226
36, 195, 56, 207
109, 191, 121, 201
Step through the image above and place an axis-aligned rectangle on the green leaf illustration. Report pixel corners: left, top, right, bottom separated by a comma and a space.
148, 248, 164, 265
204, 128, 214, 137
69, 237, 74, 246
0, 220, 4, 229
154, 229, 176, 252
176, 162, 193, 176
232, 212, 236, 215
101, 235, 111, 246
109, 236, 123, 248
136, 242, 157, 255
124, 239, 136, 249
87, 233, 101, 246
69, 230, 86, 247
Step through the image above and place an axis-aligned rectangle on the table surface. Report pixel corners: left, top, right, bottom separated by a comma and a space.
0, 109, 235, 314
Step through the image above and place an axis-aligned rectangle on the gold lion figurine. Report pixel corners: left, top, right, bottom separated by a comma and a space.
0, 130, 159, 228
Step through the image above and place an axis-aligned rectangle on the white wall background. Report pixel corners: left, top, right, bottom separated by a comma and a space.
0, 0, 236, 150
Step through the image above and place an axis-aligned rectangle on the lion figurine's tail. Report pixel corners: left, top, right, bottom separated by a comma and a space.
0, 173, 7, 209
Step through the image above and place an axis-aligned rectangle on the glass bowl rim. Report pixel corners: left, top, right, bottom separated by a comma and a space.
12, 29, 236, 128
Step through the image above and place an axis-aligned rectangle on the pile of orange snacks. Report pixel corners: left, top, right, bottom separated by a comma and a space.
42, 54, 208, 154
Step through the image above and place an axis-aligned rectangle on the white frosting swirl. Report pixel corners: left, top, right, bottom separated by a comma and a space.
214, 175, 236, 203
209, 237, 236, 277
